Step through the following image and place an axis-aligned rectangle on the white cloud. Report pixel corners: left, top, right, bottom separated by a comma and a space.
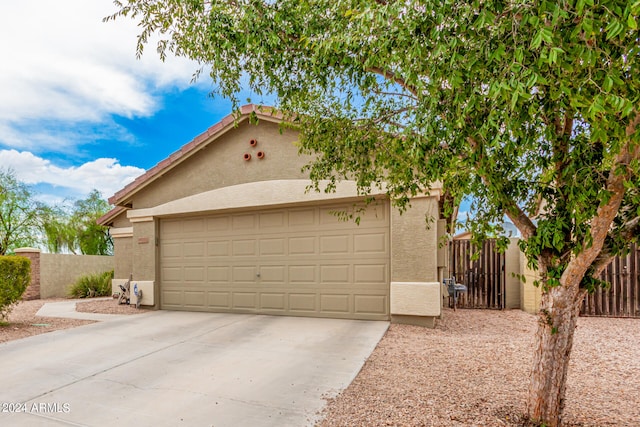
0, 0, 199, 127
0, 120, 134, 152
0, 149, 144, 200
456, 210, 470, 221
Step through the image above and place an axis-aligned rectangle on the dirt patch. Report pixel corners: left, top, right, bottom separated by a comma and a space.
317, 309, 640, 427
0, 298, 145, 344
0, 299, 93, 344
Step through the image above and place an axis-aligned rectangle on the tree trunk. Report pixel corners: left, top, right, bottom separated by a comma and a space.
527, 281, 586, 427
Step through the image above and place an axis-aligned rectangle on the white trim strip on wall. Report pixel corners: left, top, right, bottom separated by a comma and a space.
127, 179, 442, 220
109, 227, 134, 238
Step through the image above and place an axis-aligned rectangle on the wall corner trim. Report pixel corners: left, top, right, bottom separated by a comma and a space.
129, 216, 154, 223
110, 227, 134, 238
14, 247, 42, 253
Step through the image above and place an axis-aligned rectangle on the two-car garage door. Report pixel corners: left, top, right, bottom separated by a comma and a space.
159, 202, 390, 320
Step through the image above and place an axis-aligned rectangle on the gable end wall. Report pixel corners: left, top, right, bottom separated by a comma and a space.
131, 121, 307, 209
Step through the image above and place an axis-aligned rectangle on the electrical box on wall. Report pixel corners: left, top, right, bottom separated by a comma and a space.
111, 279, 155, 306
130, 281, 155, 306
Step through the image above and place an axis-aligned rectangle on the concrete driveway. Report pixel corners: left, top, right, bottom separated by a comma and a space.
0, 311, 388, 427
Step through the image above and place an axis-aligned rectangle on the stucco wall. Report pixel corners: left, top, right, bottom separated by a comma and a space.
436, 219, 448, 284
504, 238, 522, 309
112, 215, 132, 228
131, 219, 158, 305
388, 199, 440, 327
132, 120, 308, 209
113, 236, 133, 279
520, 251, 542, 314
39, 253, 114, 298
390, 197, 439, 282
107, 117, 445, 319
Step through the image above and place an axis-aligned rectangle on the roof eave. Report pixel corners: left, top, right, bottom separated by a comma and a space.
96, 205, 128, 226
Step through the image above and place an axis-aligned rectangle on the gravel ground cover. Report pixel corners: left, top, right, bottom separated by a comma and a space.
318, 309, 640, 427
3, 300, 638, 426
75, 298, 148, 315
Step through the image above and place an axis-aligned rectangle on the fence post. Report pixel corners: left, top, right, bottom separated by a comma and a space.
14, 248, 41, 300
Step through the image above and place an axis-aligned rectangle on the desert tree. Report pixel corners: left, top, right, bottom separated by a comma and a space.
0, 169, 41, 255
107, 1, 640, 425
41, 190, 113, 255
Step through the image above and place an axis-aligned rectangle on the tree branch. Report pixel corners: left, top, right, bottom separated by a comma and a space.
365, 66, 419, 97
466, 136, 537, 239
371, 89, 419, 101
504, 201, 539, 241
562, 111, 640, 283
354, 106, 412, 125
627, 111, 640, 138
590, 215, 640, 276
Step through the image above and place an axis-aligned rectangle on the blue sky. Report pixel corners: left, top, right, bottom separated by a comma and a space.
0, 0, 273, 205
0, 1, 479, 230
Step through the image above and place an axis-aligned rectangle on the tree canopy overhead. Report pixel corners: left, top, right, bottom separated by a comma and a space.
108, 1, 639, 425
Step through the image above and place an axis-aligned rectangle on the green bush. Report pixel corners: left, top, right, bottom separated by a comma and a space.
0, 256, 31, 322
68, 270, 114, 298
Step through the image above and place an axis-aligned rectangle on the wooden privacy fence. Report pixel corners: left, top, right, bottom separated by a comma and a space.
450, 239, 505, 309
581, 243, 640, 317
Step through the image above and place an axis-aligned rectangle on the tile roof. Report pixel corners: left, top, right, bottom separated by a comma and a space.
96, 205, 127, 226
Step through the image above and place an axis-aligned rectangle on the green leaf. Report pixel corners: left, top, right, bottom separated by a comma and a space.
622, 100, 635, 117
541, 28, 553, 44
531, 30, 543, 49
511, 90, 519, 110
605, 20, 624, 39
526, 72, 538, 88
603, 75, 613, 92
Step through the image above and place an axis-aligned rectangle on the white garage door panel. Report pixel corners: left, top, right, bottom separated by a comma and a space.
160, 202, 390, 320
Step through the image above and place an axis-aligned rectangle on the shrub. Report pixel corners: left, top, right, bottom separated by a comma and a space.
0, 256, 31, 321
68, 270, 114, 298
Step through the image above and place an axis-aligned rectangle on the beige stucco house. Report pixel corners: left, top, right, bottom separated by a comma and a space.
98, 105, 447, 326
